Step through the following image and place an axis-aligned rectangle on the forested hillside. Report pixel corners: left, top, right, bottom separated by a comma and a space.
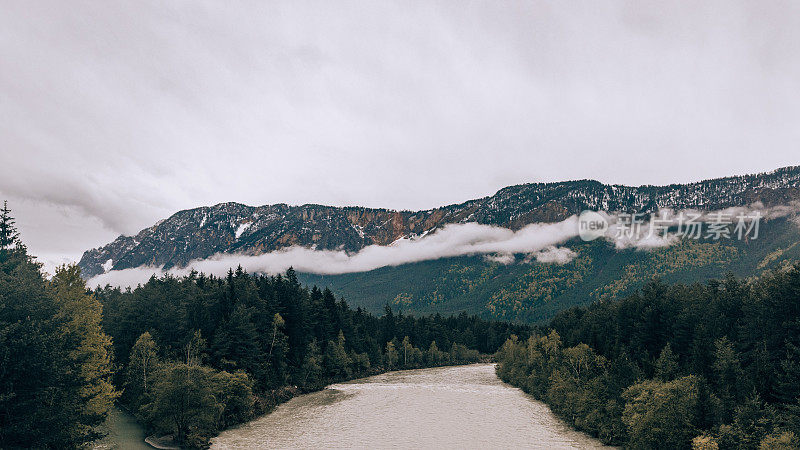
303, 216, 800, 323
496, 265, 800, 449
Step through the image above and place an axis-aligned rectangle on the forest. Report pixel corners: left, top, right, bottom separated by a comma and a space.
7, 194, 800, 449
0, 203, 528, 448
497, 266, 800, 449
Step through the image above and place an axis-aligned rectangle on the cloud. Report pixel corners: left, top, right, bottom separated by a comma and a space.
484, 253, 516, 265
532, 246, 577, 264
3, 1, 800, 265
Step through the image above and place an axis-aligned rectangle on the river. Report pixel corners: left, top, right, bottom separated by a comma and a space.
91, 406, 151, 450
211, 364, 611, 449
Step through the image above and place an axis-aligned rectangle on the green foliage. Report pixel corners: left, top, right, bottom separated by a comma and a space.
0, 207, 118, 448
496, 332, 624, 443
593, 239, 739, 301
50, 265, 120, 435
655, 343, 680, 381
497, 264, 800, 448
384, 341, 399, 369
125, 332, 159, 408
488, 252, 593, 320
759, 430, 799, 449
140, 362, 254, 445
0, 200, 19, 253
622, 375, 700, 449
426, 341, 445, 366
712, 337, 744, 421
1, 210, 526, 449
300, 340, 324, 389
323, 331, 352, 379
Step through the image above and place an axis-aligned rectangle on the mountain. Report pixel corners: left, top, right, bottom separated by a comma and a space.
80, 166, 800, 322
80, 166, 800, 277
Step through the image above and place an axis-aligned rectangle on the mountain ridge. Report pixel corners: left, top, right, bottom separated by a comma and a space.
79, 165, 800, 278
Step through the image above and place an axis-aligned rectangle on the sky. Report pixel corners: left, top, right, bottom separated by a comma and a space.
1, 0, 799, 272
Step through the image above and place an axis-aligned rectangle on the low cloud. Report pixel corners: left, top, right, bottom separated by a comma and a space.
87, 203, 800, 288
484, 253, 516, 265
532, 246, 578, 264
88, 219, 581, 287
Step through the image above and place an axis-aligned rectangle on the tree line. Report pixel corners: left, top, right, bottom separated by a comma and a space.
497, 266, 800, 449
0, 202, 529, 448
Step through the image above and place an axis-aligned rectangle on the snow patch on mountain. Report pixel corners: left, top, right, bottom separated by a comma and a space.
235, 222, 251, 239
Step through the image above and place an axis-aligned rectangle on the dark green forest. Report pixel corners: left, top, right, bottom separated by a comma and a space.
497, 267, 800, 449
0, 203, 528, 448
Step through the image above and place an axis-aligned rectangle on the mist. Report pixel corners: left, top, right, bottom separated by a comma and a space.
87, 218, 580, 287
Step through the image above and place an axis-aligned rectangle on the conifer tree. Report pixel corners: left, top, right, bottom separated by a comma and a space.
655, 342, 680, 381
50, 264, 119, 438
323, 331, 351, 379
0, 200, 19, 256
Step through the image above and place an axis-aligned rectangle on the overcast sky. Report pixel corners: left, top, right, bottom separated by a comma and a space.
1, 0, 799, 271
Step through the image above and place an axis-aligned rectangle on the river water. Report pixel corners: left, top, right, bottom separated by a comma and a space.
212, 364, 611, 449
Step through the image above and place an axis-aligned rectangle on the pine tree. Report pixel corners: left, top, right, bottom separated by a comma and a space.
655, 342, 679, 381
50, 264, 119, 439
713, 336, 744, 421
0, 201, 19, 256
0, 240, 72, 447
211, 305, 260, 374
775, 339, 800, 404
323, 331, 352, 379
